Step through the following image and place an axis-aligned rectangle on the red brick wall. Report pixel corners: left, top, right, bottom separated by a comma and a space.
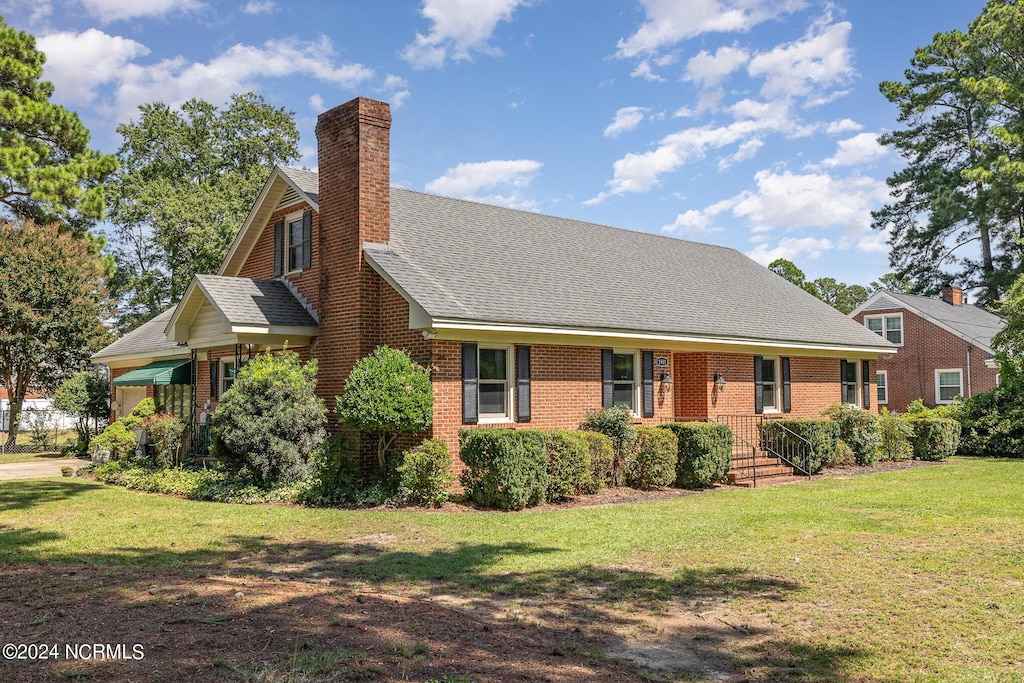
238, 203, 321, 313
852, 307, 998, 411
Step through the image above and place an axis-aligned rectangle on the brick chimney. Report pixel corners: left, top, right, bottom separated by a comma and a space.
940, 285, 964, 306
312, 97, 392, 421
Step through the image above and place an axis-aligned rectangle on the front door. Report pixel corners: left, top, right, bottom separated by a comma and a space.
116, 387, 147, 419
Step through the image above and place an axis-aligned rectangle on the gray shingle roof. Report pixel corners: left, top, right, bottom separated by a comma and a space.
873, 291, 1005, 351
92, 308, 181, 360
369, 189, 894, 350
195, 275, 317, 328
280, 166, 319, 205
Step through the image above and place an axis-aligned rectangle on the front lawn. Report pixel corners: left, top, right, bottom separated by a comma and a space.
0, 451, 72, 465
1, 458, 1022, 682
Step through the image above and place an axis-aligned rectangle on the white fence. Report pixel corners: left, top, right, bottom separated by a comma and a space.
1, 407, 78, 432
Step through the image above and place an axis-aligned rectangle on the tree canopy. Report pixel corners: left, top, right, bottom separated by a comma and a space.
0, 219, 111, 446
767, 259, 874, 314
107, 93, 300, 331
874, 0, 1024, 305
0, 16, 117, 233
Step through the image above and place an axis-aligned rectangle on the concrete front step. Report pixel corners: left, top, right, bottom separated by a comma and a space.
728, 464, 794, 479
727, 452, 807, 487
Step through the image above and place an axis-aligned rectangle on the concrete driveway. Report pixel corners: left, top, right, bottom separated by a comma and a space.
0, 458, 90, 481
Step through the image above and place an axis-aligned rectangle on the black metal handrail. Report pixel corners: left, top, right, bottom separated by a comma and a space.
186, 421, 214, 458
759, 416, 815, 477
714, 414, 815, 479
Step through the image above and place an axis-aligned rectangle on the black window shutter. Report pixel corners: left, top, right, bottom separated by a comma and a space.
462, 343, 478, 424
601, 349, 613, 408
753, 355, 764, 414
301, 210, 312, 270
516, 345, 531, 422
781, 357, 792, 413
862, 360, 871, 409
840, 360, 848, 403
273, 220, 284, 277
642, 351, 655, 418
210, 360, 219, 400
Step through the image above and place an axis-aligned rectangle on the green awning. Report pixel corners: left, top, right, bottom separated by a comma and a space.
112, 359, 192, 387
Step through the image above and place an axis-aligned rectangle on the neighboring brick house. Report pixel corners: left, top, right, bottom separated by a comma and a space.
850, 288, 1005, 412
92, 96, 894, 478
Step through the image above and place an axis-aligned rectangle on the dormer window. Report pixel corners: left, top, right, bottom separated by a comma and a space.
274, 209, 312, 276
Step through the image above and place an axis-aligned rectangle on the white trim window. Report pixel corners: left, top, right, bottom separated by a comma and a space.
221, 359, 237, 396
761, 356, 780, 412
935, 369, 963, 404
841, 360, 859, 406
864, 313, 904, 346
286, 213, 305, 273
478, 346, 512, 421
612, 350, 639, 414
876, 370, 888, 405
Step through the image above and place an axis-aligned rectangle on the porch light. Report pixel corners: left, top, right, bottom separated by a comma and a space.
659, 372, 673, 391
713, 372, 726, 392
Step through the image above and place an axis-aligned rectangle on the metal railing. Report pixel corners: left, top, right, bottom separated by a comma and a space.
186, 421, 215, 458
715, 414, 815, 478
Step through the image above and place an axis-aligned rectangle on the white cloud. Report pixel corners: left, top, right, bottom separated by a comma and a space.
36, 29, 149, 105
616, 0, 805, 57
684, 44, 749, 88
820, 132, 887, 167
717, 137, 763, 170
604, 106, 648, 138
631, 60, 665, 82
825, 118, 862, 134
309, 93, 325, 111
401, 0, 529, 69
746, 236, 834, 265
746, 18, 855, 101
78, 0, 203, 22
242, 0, 277, 14
381, 74, 410, 108
425, 159, 542, 209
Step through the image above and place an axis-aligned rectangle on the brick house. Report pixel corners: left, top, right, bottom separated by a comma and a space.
849, 287, 1005, 412
92, 96, 894, 478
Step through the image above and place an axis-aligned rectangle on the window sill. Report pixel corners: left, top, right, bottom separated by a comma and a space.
478, 417, 513, 425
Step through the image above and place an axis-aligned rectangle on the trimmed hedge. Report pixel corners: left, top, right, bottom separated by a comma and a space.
875, 411, 913, 462
397, 439, 454, 507
626, 426, 677, 489
459, 429, 548, 510
542, 430, 592, 502
658, 422, 732, 488
825, 404, 880, 466
908, 417, 961, 461
758, 419, 837, 473
579, 406, 635, 486
579, 431, 614, 493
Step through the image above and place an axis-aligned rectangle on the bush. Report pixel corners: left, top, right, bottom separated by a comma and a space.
397, 439, 454, 507
90, 421, 136, 460
337, 346, 433, 469
824, 404, 879, 466
579, 406, 636, 486
121, 398, 155, 430
757, 418, 837, 473
144, 413, 185, 467
955, 359, 1024, 457
53, 370, 109, 455
459, 429, 547, 510
579, 431, 614, 493
834, 440, 856, 466
212, 350, 327, 486
88, 460, 304, 504
625, 426, 677, 489
875, 410, 913, 462
659, 422, 732, 488
908, 417, 961, 461
542, 430, 592, 502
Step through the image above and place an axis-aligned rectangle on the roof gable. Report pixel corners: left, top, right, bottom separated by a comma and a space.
91, 308, 184, 362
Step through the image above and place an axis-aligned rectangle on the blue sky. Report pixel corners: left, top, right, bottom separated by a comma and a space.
2, 0, 988, 286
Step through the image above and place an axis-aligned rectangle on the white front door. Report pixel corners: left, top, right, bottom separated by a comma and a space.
117, 387, 147, 419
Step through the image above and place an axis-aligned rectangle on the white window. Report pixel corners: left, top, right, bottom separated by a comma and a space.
478, 346, 511, 421
761, 357, 780, 412
876, 370, 888, 405
864, 314, 903, 346
286, 215, 305, 273
612, 350, 640, 414
221, 359, 237, 396
935, 369, 963, 404
841, 360, 859, 406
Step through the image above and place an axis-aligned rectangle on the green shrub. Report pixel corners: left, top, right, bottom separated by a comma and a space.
337, 346, 433, 469
875, 410, 913, 462
579, 431, 614, 493
52, 370, 109, 455
299, 433, 361, 505
908, 417, 961, 461
90, 421, 136, 460
397, 439, 454, 507
955, 360, 1024, 457
542, 430, 592, 502
459, 429, 547, 510
579, 406, 636, 486
834, 440, 855, 466
89, 460, 303, 504
625, 426, 677, 489
212, 350, 327, 486
758, 419, 837, 473
144, 413, 185, 467
121, 398, 155, 430
824, 404, 880, 466
659, 422, 732, 488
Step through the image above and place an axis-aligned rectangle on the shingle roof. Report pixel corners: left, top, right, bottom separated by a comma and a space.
872, 291, 1005, 351
280, 166, 319, 205
92, 308, 181, 360
195, 275, 317, 328
368, 189, 894, 350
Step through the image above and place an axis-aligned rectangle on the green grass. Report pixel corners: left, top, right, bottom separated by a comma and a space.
0, 451, 71, 464
2, 458, 1024, 682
